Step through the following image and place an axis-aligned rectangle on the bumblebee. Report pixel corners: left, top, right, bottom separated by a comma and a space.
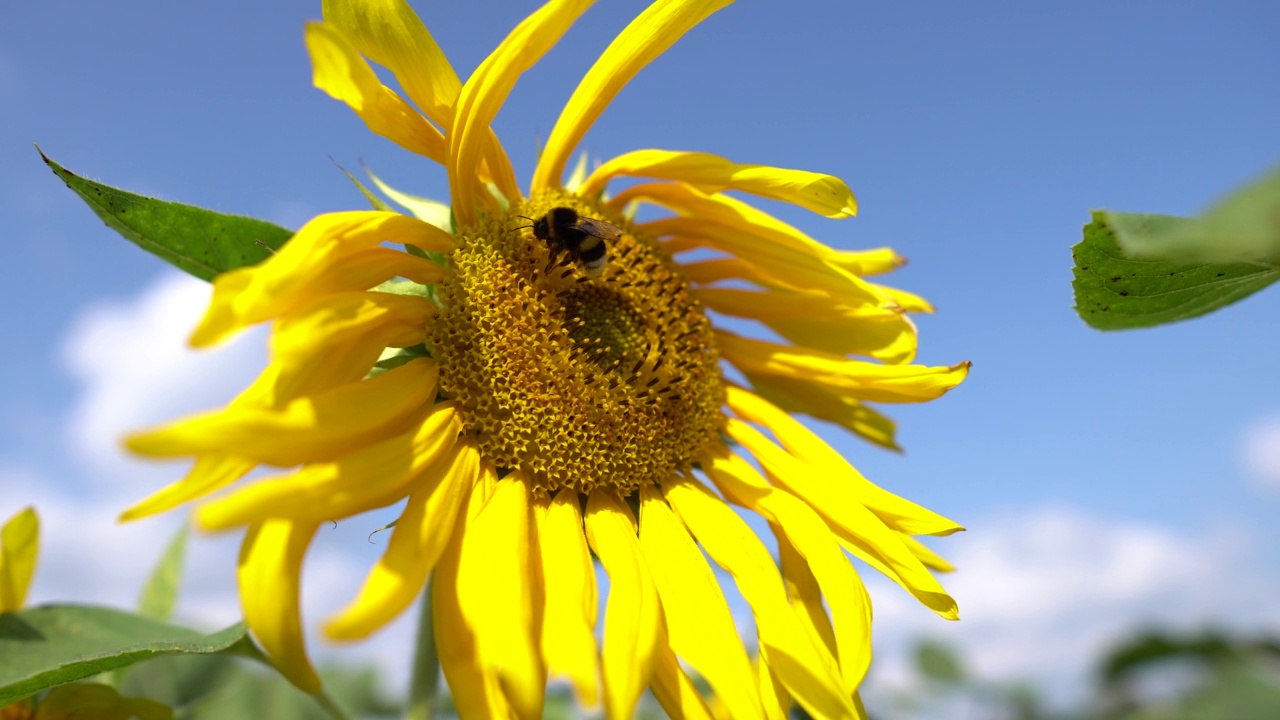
522, 207, 622, 278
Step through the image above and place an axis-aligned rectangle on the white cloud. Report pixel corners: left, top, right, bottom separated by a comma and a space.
1241, 415, 1280, 489
60, 271, 267, 489
863, 506, 1278, 707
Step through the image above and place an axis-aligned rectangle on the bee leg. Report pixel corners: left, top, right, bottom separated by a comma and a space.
544, 248, 562, 275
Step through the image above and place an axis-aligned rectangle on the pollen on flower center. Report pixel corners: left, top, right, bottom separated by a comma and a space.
429, 193, 724, 496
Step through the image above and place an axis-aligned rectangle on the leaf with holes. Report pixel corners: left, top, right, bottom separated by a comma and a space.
38, 146, 292, 281
1072, 211, 1280, 330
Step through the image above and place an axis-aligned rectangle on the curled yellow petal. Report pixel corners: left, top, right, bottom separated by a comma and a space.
534, 489, 600, 709
720, 423, 958, 619
127, 358, 438, 466
718, 330, 970, 404
584, 490, 660, 720
325, 440, 476, 639
190, 211, 451, 347
638, 486, 762, 719
239, 519, 320, 692
0, 506, 38, 612
449, 0, 594, 224
533, 0, 735, 190
702, 447, 873, 694
663, 475, 855, 720
725, 385, 960, 536
618, 182, 901, 295
306, 21, 446, 162
120, 455, 256, 523
583, 149, 856, 218
900, 534, 957, 573
196, 402, 459, 529
743, 370, 900, 451
696, 286, 917, 364
268, 291, 437, 394
321, 0, 461, 128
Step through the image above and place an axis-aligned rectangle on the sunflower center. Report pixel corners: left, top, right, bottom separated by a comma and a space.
429, 192, 724, 496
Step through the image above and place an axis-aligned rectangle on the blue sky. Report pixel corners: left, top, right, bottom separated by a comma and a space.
3, 0, 1279, 706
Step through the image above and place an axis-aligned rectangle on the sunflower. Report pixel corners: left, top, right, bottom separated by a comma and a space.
123, 0, 969, 717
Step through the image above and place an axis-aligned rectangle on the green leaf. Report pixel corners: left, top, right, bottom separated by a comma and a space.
38, 146, 292, 281
1072, 211, 1280, 330
138, 524, 189, 623
1113, 165, 1280, 265
912, 638, 965, 684
0, 604, 247, 706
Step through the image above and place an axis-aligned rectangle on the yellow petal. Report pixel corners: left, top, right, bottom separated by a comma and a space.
433, 464, 513, 719
678, 255, 896, 298
725, 385, 960, 536
452, 474, 545, 719
775, 527, 837, 662
238, 519, 320, 692
718, 330, 970, 404
583, 149, 856, 218
584, 490, 660, 720
449, 0, 594, 224
662, 476, 855, 720
325, 440, 476, 639
318, 0, 520, 198
874, 283, 934, 313
306, 21, 446, 162
702, 447, 873, 694
533, 0, 735, 191
0, 506, 38, 612
196, 402, 459, 529
534, 489, 600, 708
759, 656, 792, 720
321, 0, 460, 129
618, 182, 900, 299
651, 639, 715, 720
637, 486, 762, 719
268, 291, 437, 393
719, 424, 958, 620
742, 370, 900, 451
899, 534, 957, 573
120, 456, 256, 522
190, 211, 450, 347
127, 358, 438, 466
696, 286, 918, 364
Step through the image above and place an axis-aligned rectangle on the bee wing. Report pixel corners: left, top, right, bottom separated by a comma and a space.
572, 217, 624, 241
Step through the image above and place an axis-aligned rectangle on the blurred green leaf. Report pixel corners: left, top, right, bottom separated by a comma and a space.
117, 654, 240, 714
1112, 165, 1280, 265
0, 604, 247, 706
38, 146, 292, 281
913, 638, 966, 684
138, 525, 189, 623
1072, 211, 1279, 330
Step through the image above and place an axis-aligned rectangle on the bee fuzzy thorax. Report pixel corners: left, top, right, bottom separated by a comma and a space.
527, 206, 621, 280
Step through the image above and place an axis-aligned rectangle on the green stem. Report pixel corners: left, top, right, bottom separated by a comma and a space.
231, 635, 352, 720
406, 578, 440, 720
312, 689, 354, 720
